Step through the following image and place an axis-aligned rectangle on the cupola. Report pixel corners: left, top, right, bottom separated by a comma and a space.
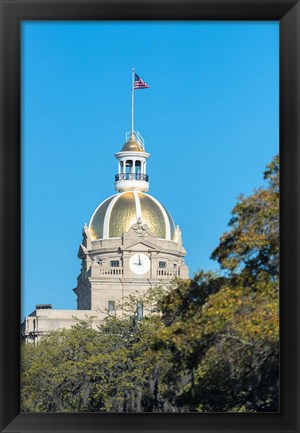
114, 131, 150, 192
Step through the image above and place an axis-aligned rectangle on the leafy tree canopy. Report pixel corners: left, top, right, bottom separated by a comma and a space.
211, 155, 279, 280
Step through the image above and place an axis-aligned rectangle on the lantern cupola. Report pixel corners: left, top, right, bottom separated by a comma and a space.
114, 131, 150, 192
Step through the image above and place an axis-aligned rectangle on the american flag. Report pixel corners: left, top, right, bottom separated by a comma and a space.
134, 73, 149, 89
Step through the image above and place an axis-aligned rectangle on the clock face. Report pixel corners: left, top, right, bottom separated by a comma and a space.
129, 253, 150, 275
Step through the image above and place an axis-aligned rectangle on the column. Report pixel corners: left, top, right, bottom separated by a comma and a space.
122, 251, 130, 277
131, 160, 135, 174
150, 252, 158, 278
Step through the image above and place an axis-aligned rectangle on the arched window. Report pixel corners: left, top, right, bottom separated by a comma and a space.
135, 160, 141, 174
125, 160, 133, 174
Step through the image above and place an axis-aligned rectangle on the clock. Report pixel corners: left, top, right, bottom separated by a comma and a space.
129, 253, 150, 275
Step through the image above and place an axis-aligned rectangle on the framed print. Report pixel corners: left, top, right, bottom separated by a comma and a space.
0, 0, 299, 432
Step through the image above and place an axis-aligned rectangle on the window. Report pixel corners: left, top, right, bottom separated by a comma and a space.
137, 302, 143, 320
125, 160, 132, 174
108, 301, 115, 312
173, 263, 177, 268
135, 161, 141, 174
110, 260, 120, 267
159, 261, 166, 269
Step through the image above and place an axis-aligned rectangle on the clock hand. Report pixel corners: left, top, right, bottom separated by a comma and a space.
138, 254, 141, 265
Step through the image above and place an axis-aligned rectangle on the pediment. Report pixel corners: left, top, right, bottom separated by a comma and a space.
77, 243, 88, 259
122, 239, 160, 253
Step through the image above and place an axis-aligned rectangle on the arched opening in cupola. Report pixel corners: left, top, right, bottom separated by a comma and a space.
135, 160, 141, 174
125, 160, 133, 174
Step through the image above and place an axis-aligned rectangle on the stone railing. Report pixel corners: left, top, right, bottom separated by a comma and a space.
115, 173, 149, 182
99, 267, 123, 276
156, 269, 180, 278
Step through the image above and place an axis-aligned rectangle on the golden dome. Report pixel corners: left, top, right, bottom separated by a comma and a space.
89, 191, 175, 240
121, 136, 144, 152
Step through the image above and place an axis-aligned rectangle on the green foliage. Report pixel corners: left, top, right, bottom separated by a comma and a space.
153, 155, 279, 412
21, 290, 171, 413
211, 155, 279, 279
21, 155, 279, 413
155, 274, 279, 412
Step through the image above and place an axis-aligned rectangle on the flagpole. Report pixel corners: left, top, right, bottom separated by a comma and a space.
131, 67, 134, 135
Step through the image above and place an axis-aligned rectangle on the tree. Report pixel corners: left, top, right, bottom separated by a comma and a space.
21, 289, 171, 412
154, 155, 279, 412
211, 155, 279, 280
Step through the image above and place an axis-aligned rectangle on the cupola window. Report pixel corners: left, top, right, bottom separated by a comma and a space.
110, 260, 120, 267
126, 161, 133, 174
159, 261, 167, 269
135, 160, 141, 174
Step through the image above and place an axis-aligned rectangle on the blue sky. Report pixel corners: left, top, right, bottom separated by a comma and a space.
21, 21, 279, 318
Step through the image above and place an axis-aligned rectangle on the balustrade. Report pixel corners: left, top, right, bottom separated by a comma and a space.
115, 173, 149, 182
99, 267, 123, 276
156, 269, 180, 278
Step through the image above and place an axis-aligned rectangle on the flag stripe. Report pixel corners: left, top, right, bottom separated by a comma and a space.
134, 73, 149, 89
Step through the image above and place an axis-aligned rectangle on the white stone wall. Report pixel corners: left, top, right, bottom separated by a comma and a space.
21, 309, 105, 343
74, 222, 189, 313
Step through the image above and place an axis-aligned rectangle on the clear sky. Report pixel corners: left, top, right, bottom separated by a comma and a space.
21, 21, 279, 318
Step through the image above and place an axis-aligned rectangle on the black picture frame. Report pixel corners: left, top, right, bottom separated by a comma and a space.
0, 1, 299, 432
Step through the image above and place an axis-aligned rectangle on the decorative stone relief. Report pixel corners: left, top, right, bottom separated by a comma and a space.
123, 218, 156, 240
